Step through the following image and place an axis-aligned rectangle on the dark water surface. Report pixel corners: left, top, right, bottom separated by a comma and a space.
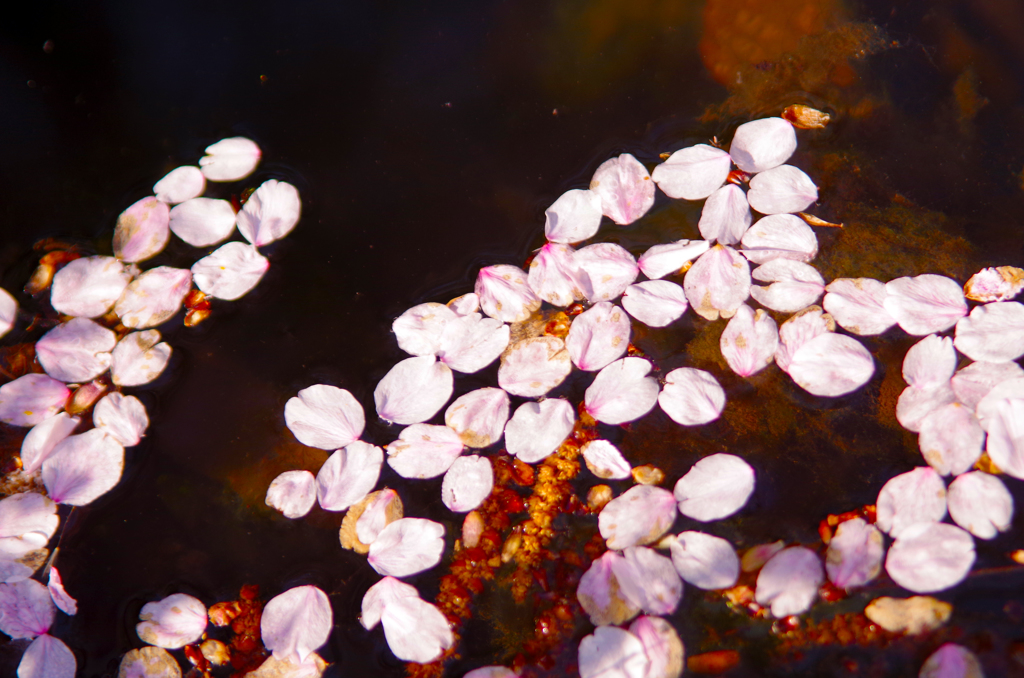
2, 0, 1024, 676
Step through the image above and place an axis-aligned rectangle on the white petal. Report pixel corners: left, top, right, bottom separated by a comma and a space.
566, 302, 631, 371
579, 627, 650, 678
698, 184, 752, 245
918, 403, 983, 475
392, 303, 457, 356
169, 198, 237, 247
668, 531, 739, 590
266, 470, 317, 519
441, 455, 493, 512
577, 551, 640, 625
674, 453, 755, 521
621, 280, 688, 327
137, 593, 208, 649
0, 492, 58, 542
975, 377, 1024, 431
445, 387, 509, 448
111, 330, 171, 386
475, 264, 540, 323
739, 213, 818, 264
658, 367, 725, 426
50, 256, 131, 318
964, 266, 1024, 302
954, 301, 1024, 363
754, 547, 823, 617
114, 266, 192, 328
0, 375, 70, 427
153, 166, 205, 204
42, 428, 124, 506
903, 335, 956, 390
192, 242, 269, 300
947, 471, 1013, 540
749, 259, 824, 313
261, 585, 332, 665
379, 594, 453, 663
315, 441, 383, 511
582, 440, 632, 479
374, 356, 453, 425
0, 580, 54, 639
113, 197, 171, 263
285, 384, 365, 450
825, 518, 883, 590
612, 546, 682, 616
952, 361, 1024, 410
46, 567, 76, 616
360, 576, 418, 630
884, 275, 968, 335
984, 396, 1024, 479
464, 667, 519, 678
93, 393, 148, 447
356, 489, 404, 545
498, 336, 571, 397
18, 634, 76, 678
729, 117, 797, 173
575, 243, 639, 303
774, 306, 833, 372
823, 277, 895, 336
628, 616, 684, 678
36, 318, 115, 383
385, 424, 463, 479
236, 180, 301, 246
367, 518, 445, 577
599, 485, 677, 550
437, 313, 510, 374
504, 398, 575, 464
875, 467, 947, 537
885, 522, 974, 593
116, 647, 181, 678
528, 243, 583, 306
199, 137, 261, 182
919, 644, 984, 678
447, 293, 480, 317
746, 164, 818, 215
787, 333, 874, 397
585, 357, 660, 425
637, 240, 710, 280
683, 245, 751, 321
652, 144, 731, 200
720, 304, 779, 376
20, 413, 79, 475
590, 154, 655, 225
896, 384, 957, 433
544, 189, 604, 244
0, 287, 16, 339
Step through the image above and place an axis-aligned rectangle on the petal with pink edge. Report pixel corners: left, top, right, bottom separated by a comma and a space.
437, 313, 509, 374
360, 576, 418, 630
192, 242, 269, 300
315, 441, 382, 511
445, 387, 509, 448
169, 198, 237, 247
18, 633, 75, 678
50, 256, 131, 318
199, 137, 261, 182
599, 485, 677, 550
261, 585, 332, 665
504, 398, 575, 464
0, 492, 58, 541
447, 292, 479, 316
964, 266, 1024, 302
114, 266, 192, 329
658, 367, 725, 426
638, 239, 710, 280
621, 280, 688, 327
749, 259, 824, 313
0, 580, 53, 639
356, 489, 403, 545
585, 357, 660, 425
578, 626, 650, 678
720, 304, 779, 376
36, 318, 116, 383
266, 470, 317, 519
374, 356, 453, 425
137, 593, 208, 649
111, 330, 171, 387
823, 277, 894, 336
153, 166, 205, 204
954, 301, 1024, 363
755, 547, 823, 617
582, 440, 632, 480
590, 154, 655, 225
0, 374, 70, 427
952, 361, 1024, 410
93, 393, 148, 447
611, 546, 682, 616
113, 197, 171, 263
441, 455, 493, 512
497, 336, 571, 397
0, 288, 15, 339
903, 335, 956, 390
698, 184, 752, 245
729, 117, 796, 173
984, 397, 1024, 479
566, 302, 630, 371
544, 189, 603, 244
919, 403, 983, 476
380, 593, 453, 663
46, 567, 76, 616
464, 667, 519, 678
739, 213, 818, 264
746, 164, 818, 215
919, 644, 984, 678
629, 616, 684, 678
825, 518, 883, 591
577, 551, 640, 625
285, 384, 365, 450
393, 303, 457, 357
947, 471, 1012, 540
875, 467, 947, 537
884, 275, 967, 336
652, 144, 731, 200
236, 180, 301, 246
787, 333, 874, 397
368, 518, 445, 577
774, 306, 833, 373
385, 424, 463, 479
574, 243, 639, 303
42, 429, 124, 506
21, 413, 79, 475
674, 453, 755, 521
896, 384, 957, 433
475, 265, 540, 323
528, 243, 583, 306
885, 522, 974, 593
683, 245, 751, 321
668, 531, 740, 590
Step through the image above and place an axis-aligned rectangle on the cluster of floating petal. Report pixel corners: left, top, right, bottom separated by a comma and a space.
0, 577, 78, 678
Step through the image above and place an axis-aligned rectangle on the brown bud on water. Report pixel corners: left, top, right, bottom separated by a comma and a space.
864, 596, 951, 635
184, 308, 211, 327
461, 511, 484, 549
783, 105, 831, 129
798, 212, 843, 228
65, 380, 107, 415
587, 485, 613, 511
200, 639, 230, 666
501, 526, 523, 563
631, 465, 664, 486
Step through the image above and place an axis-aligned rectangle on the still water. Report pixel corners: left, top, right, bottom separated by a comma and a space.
2, 0, 1024, 675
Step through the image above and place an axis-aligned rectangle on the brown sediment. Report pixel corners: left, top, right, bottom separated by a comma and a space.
206, 584, 268, 678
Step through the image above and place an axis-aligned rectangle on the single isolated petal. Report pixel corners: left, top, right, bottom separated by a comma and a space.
918, 403, 984, 476
447, 292, 479, 316
668, 531, 740, 590
192, 242, 269, 301
590, 153, 655, 225
111, 330, 172, 387
729, 117, 797, 173
261, 585, 332, 665
825, 518, 884, 590
621, 280, 688, 327
544, 189, 603, 244
113, 196, 171, 263
379, 593, 453, 663
746, 164, 818, 215
42, 428, 124, 506
638, 239, 710, 280
437, 313, 510, 374
315, 441, 383, 511
952, 361, 1024, 410
153, 165, 205, 204
46, 567, 76, 616
169, 198, 237, 247
0, 579, 54, 639
652, 144, 731, 200
577, 551, 641, 625
720, 303, 779, 376
954, 301, 1024, 363
698, 184, 752, 245
18, 633, 76, 678
236, 179, 302, 246
919, 644, 984, 678
117, 647, 182, 678
445, 387, 509, 448
528, 242, 583, 306
947, 471, 1013, 540
599, 485, 677, 550
575, 243, 639, 303
787, 333, 875, 397
374, 356, 453, 425
285, 384, 365, 451
199, 137, 261, 182
612, 546, 683, 616
0, 287, 16, 339
93, 392, 148, 447
266, 470, 317, 519
754, 547, 823, 617
368, 518, 445, 577
739, 213, 818, 264
823, 277, 895, 336
36, 318, 116, 383
749, 259, 824, 313
385, 423, 463, 479
137, 593, 208, 649
582, 440, 632, 480
658, 367, 726, 426
475, 265, 540, 323
674, 453, 755, 521
578, 626, 650, 678
565, 302, 631, 371
896, 384, 957, 433
774, 306, 834, 372
683, 245, 751, 321
498, 336, 571, 397
884, 275, 968, 336
441, 455, 493, 512
392, 303, 457, 357
629, 616, 685, 678
114, 266, 192, 328
903, 335, 957, 390
585, 357, 660, 425
20, 413, 79, 475
0, 374, 70, 427
964, 266, 1024, 302
875, 467, 947, 538
885, 522, 975, 594
504, 398, 575, 464
50, 255, 131, 318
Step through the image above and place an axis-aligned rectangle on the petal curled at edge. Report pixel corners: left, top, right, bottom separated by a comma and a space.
875, 467, 947, 538
883, 275, 967, 336
169, 198, 238, 247
698, 184, 752, 245
379, 593, 454, 664
746, 164, 818, 215
284, 384, 365, 451
825, 518, 884, 590
497, 336, 571, 397
373, 356, 453, 425
315, 441, 383, 511
720, 304, 779, 377
236, 179, 302, 246
629, 616, 685, 678
20, 413, 79, 475
92, 392, 148, 447
578, 626, 650, 678
584, 357, 660, 425
652, 144, 731, 200
367, 517, 445, 577
475, 265, 540, 323
199, 137, 261, 182
728, 117, 797, 173
947, 471, 1013, 540
136, 593, 208, 649
577, 551, 640, 626
444, 387, 509, 448
621, 280, 689, 328
669, 531, 740, 590
598, 485, 677, 550
749, 259, 825, 313
581, 440, 632, 480
503, 399, 575, 464
754, 546, 824, 617
739, 213, 818, 264
18, 633, 76, 678
385, 424, 464, 479
114, 266, 193, 329
355, 489, 404, 547
360, 576, 419, 630
658, 367, 726, 426
954, 301, 1024, 363
822, 278, 895, 336
565, 302, 631, 371
35, 318, 116, 383
266, 470, 317, 519
261, 585, 332, 665
683, 245, 751, 321
153, 165, 205, 204
110, 330, 172, 387
544, 189, 603, 244
50, 255, 132, 318
786, 332, 874, 397
441, 455, 493, 512
637, 239, 710, 280
0, 374, 70, 427
574, 243, 639, 303
41, 428, 125, 506
964, 266, 1024, 302
113, 196, 171, 263
590, 153, 655, 225
884, 522, 975, 594
674, 453, 755, 521
46, 567, 77, 616
192, 242, 270, 301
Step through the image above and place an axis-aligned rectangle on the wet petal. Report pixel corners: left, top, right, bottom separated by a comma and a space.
903, 335, 956, 389
668, 531, 740, 590
50, 256, 131, 318
93, 393, 148, 447
575, 243, 639, 303
612, 546, 683, 616
0, 492, 58, 542
36, 318, 115, 383
774, 306, 833, 372
919, 403, 983, 476
964, 266, 1024, 302
18, 633, 76, 678
46, 567, 76, 616
0, 374, 70, 427
368, 517, 445, 577
111, 330, 171, 387
720, 304, 779, 376
728, 117, 797, 173
0, 580, 53, 639
698, 184, 752, 245
582, 440, 632, 480
919, 644, 984, 678
629, 616, 685, 678
117, 647, 181, 678
137, 593, 208, 649
621, 280, 688, 327
590, 153, 655, 225
749, 259, 824, 313
954, 301, 1024, 363
875, 467, 947, 538
825, 518, 884, 590
360, 576, 418, 630
445, 387, 509, 448
356, 489, 404, 545
739, 213, 818, 264
884, 275, 968, 336
637, 239, 710, 280
544, 189, 604, 244
393, 303, 457, 357
897, 384, 957, 433
585, 357, 660, 425
885, 522, 974, 593
199, 137, 261, 181
113, 197, 171, 263
153, 166, 205, 204
674, 453, 755, 521
983, 397, 1024, 479
236, 180, 302, 246
528, 243, 584, 306
437, 313, 510, 374
947, 471, 1013, 540
475, 265, 540, 323
498, 336, 571, 397
20, 413, 79, 475
746, 164, 818, 215
191, 242, 269, 301
577, 551, 641, 625
261, 585, 332, 665
683, 245, 751, 321
374, 356, 453, 425
658, 367, 726, 426
385, 424, 463, 479
0, 287, 16, 339
565, 302, 631, 371
787, 333, 874, 397
114, 266, 192, 329
266, 470, 317, 519
285, 384, 365, 451
42, 429, 124, 506
975, 377, 1024, 431
952, 361, 1024, 410
447, 293, 479, 316
169, 198, 237, 247
315, 441, 383, 511
652, 144, 731, 200
247, 654, 326, 678
578, 626, 650, 678
441, 455, 493, 512
754, 546, 823, 617
464, 667, 518, 678
599, 485, 677, 550
504, 398, 575, 464
379, 593, 453, 663
823, 277, 895, 336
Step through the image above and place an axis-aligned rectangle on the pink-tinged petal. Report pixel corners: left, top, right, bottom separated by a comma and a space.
154, 166, 205, 204
566, 302, 631, 371
464, 667, 518, 678
379, 594, 453, 663
93, 393, 148, 447
984, 397, 1024, 479
315, 441, 382, 511
441, 455, 493, 512
18, 633, 75, 678
612, 546, 682, 616
374, 356, 453, 425
42, 429, 124, 506
0, 492, 58, 541
638, 239, 710, 280
575, 243, 640, 303
585, 357, 660, 425
975, 377, 1024, 430
897, 384, 957, 433
582, 440, 632, 480
729, 117, 797, 173
544, 189, 604, 244
658, 367, 725, 426
36, 318, 116, 383
437, 313, 510, 374
199, 137, 261, 182
393, 303, 457, 356
447, 293, 479, 316
952, 361, 1024, 410
356, 489, 403, 545
954, 301, 1024, 362
117, 647, 181, 677
169, 198, 237, 247
825, 518, 883, 590
739, 213, 818, 264
368, 518, 445, 577
755, 547, 823, 617
46, 568, 76, 616
746, 164, 818, 215
461, 511, 484, 549
137, 593, 207, 649
360, 576, 418, 630
475, 265, 540, 323
285, 384, 365, 450
674, 453, 754, 521
236, 180, 301, 246
111, 330, 171, 387
628, 616, 685, 678
20, 413, 79, 475
0, 287, 16, 339
0, 579, 54, 639
577, 551, 641, 625
621, 280, 688, 327
113, 197, 171, 263
823, 277, 895, 336
497, 336, 571, 397
875, 467, 947, 537
683, 245, 751, 321
652, 144, 731, 200
385, 424, 463, 479
698, 184, 752, 245
0, 375, 70, 427
903, 335, 956, 390
884, 275, 968, 336
192, 242, 269, 300
668, 531, 739, 590
445, 387, 509, 448
528, 243, 583, 306
50, 255, 131, 318
504, 399, 575, 464
774, 306, 833, 372
590, 154, 655, 225
749, 259, 824, 313
787, 333, 874, 397
919, 403, 983, 476
247, 654, 326, 678
579, 626, 650, 678
720, 304, 779, 376
885, 522, 975, 593
947, 471, 1013, 540
261, 585, 332, 665
266, 470, 317, 519
114, 266, 192, 329
599, 485, 677, 550
919, 644, 984, 678
964, 266, 1024, 302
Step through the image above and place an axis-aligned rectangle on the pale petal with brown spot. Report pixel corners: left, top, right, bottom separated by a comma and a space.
683, 245, 751, 321
113, 197, 171, 263
51, 256, 131, 318
621, 280, 688, 327
698, 184, 751, 245
504, 398, 575, 464
574, 243, 639, 303
498, 336, 571, 397
598, 485, 677, 550
475, 265, 540, 323
565, 301, 631, 371
115, 266, 192, 328
590, 153, 655, 225
749, 259, 824, 313
720, 304, 778, 377
823, 277, 894, 336
585, 357, 660, 425
111, 330, 171, 387
739, 213, 818, 264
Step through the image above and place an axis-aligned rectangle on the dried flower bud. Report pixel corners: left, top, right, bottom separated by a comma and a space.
783, 104, 831, 129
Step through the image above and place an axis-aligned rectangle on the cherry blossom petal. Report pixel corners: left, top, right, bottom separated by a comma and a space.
266, 470, 317, 519
356, 489, 403, 545
374, 356, 453, 425
199, 137, 261, 182
118, 646, 182, 677
247, 654, 326, 678
36, 318, 115, 383
360, 576, 419, 630
566, 302, 630, 371
504, 398, 575, 463
169, 198, 237, 247
787, 333, 874, 397
621, 280, 688, 327
683, 245, 751, 321
392, 303, 457, 357
42, 428, 124, 506
638, 239, 710, 280
578, 626, 650, 678
50, 255, 131, 318
919, 644, 984, 678
475, 265, 540, 323
0, 492, 58, 541
447, 293, 479, 316
628, 616, 685, 678
964, 266, 1024, 302
612, 546, 682, 616
93, 393, 148, 447
823, 277, 895, 336
385, 424, 464, 479
585, 357, 660, 425
0, 374, 69, 427
368, 518, 445, 577
18, 633, 76, 678
20, 413, 79, 475
0, 287, 16, 339
236, 180, 301, 246
285, 385, 365, 450
720, 303, 779, 376
153, 166, 205, 204
577, 551, 641, 625
137, 593, 207, 649
114, 266, 192, 329
897, 384, 957, 433
113, 197, 171, 263
46, 567, 76, 616
884, 275, 968, 336
825, 518, 883, 590
315, 441, 383, 511
544, 189, 604, 244
875, 467, 947, 537
658, 367, 726, 426
674, 453, 755, 521
498, 336, 571, 397
111, 330, 171, 387
749, 259, 824, 313
903, 335, 956, 389
652, 144, 731, 200
746, 164, 818, 215
590, 154, 655, 225
739, 213, 818, 264
952, 361, 1024, 410
885, 522, 975, 593
464, 667, 518, 678
919, 403, 983, 476
984, 397, 1024, 479
0, 579, 54, 639
954, 301, 1024, 363
379, 594, 453, 663
582, 440, 632, 480
575, 243, 640, 303
599, 485, 677, 550
445, 388, 509, 448
975, 377, 1024, 431
947, 471, 1013, 540
774, 306, 833, 372
754, 547, 823, 617
437, 313, 510, 373
441, 455, 493, 512
698, 184, 752, 245
668, 531, 740, 590
191, 242, 269, 301
528, 243, 583, 306
261, 585, 332, 665
729, 117, 797, 173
